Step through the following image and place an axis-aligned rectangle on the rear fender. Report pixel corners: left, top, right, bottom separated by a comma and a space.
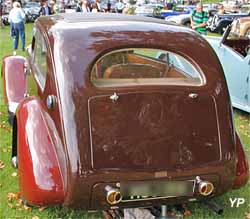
2, 55, 27, 115
16, 97, 65, 205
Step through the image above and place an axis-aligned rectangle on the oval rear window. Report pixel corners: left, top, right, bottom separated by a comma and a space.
91, 48, 204, 87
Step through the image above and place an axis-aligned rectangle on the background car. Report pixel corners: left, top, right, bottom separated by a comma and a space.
160, 5, 196, 19
1, 13, 9, 25
134, 3, 164, 18
231, 16, 250, 37
166, 6, 217, 27
0, 0, 11, 25
239, 4, 250, 13
221, 0, 242, 12
207, 12, 250, 34
23, 1, 40, 22
206, 25, 250, 113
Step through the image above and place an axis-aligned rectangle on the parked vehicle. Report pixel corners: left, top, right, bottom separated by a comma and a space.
0, 0, 11, 25
231, 16, 250, 37
206, 25, 250, 113
1, 13, 9, 25
23, 1, 40, 22
207, 12, 250, 34
1, 1, 40, 25
240, 4, 250, 13
2, 13, 248, 213
134, 3, 164, 18
160, 5, 196, 18
165, 7, 217, 27
221, 0, 242, 12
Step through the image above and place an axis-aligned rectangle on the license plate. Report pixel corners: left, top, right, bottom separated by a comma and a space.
121, 180, 194, 197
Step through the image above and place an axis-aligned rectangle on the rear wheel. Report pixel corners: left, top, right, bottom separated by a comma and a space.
11, 117, 18, 168
219, 27, 224, 35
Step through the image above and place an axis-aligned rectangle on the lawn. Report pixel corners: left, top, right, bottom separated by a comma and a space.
0, 23, 249, 219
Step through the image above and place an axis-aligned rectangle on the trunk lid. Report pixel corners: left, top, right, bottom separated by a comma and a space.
88, 91, 221, 171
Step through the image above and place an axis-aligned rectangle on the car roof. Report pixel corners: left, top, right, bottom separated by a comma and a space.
36, 13, 211, 63
37, 12, 175, 29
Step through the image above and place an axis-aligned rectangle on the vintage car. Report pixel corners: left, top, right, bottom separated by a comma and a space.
239, 4, 250, 14
1, 2, 40, 25
23, 1, 40, 23
221, 0, 242, 13
1, 13, 9, 25
1, 13, 249, 215
231, 16, 250, 37
206, 25, 250, 113
160, 5, 196, 18
207, 12, 250, 34
134, 3, 164, 18
165, 7, 217, 27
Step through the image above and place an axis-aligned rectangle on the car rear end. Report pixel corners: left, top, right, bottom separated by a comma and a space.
49, 15, 248, 210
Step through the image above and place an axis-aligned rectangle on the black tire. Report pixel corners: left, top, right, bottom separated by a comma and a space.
183, 21, 191, 27
219, 27, 224, 35
11, 116, 18, 168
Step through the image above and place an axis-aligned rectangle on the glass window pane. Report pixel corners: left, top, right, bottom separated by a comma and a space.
34, 32, 47, 90
91, 48, 204, 87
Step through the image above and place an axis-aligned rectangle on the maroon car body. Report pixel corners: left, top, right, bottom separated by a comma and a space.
1, 13, 248, 210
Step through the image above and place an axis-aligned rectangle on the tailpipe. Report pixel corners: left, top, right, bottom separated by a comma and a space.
196, 176, 214, 196
105, 185, 122, 205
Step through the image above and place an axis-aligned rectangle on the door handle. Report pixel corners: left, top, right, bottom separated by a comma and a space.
110, 92, 119, 102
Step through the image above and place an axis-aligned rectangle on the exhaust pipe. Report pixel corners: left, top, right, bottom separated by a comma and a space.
196, 176, 214, 196
204, 200, 224, 215
105, 185, 122, 205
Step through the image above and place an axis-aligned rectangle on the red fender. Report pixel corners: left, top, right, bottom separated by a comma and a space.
233, 132, 249, 189
2, 55, 27, 105
16, 97, 65, 205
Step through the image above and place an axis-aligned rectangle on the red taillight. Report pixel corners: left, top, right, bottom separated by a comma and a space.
233, 133, 249, 189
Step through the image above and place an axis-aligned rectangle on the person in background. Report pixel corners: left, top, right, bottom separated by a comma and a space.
166, 1, 174, 10
115, 0, 125, 13
39, 0, 53, 16
96, 0, 101, 11
190, 2, 209, 35
217, 4, 225, 14
50, 0, 56, 13
53, 0, 65, 13
76, 0, 83, 12
81, 0, 90, 12
107, 0, 111, 12
91, 2, 99, 12
8, 1, 25, 54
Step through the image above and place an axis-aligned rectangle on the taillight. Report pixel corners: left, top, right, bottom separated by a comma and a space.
233, 133, 249, 189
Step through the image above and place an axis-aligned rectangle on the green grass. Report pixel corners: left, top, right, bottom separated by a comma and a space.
203, 0, 223, 4
0, 23, 249, 219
